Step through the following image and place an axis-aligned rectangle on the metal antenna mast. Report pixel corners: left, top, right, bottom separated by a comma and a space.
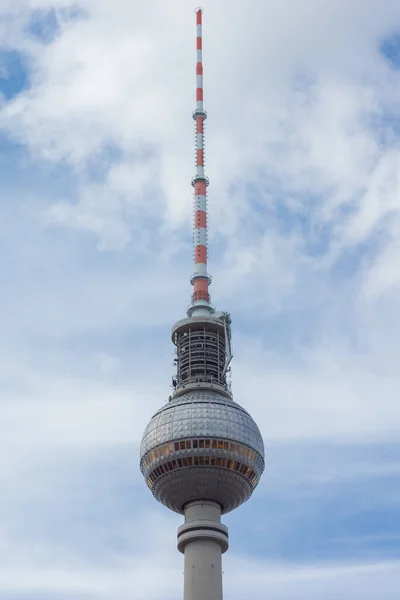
189, 7, 213, 317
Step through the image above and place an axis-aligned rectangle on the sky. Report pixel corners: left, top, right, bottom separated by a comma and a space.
0, 0, 400, 598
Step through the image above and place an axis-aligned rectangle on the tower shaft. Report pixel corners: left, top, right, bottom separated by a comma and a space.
178, 501, 228, 600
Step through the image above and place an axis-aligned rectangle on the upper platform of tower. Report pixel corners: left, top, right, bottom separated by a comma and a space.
171, 311, 233, 400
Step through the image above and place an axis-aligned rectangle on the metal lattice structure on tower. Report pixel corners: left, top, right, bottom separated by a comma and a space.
140, 9, 265, 600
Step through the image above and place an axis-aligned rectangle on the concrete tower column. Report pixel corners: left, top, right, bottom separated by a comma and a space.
177, 501, 229, 600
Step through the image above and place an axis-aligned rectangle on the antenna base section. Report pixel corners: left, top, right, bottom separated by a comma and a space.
192, 108, 207, 120
191, 175, 209, 187
190, 272, 212, 286
187, 299, 215, 317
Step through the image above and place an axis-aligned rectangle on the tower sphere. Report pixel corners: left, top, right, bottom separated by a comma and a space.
140, 389, 265, 514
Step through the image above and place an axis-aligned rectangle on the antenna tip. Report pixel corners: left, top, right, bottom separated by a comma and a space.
194, 6, 204, 13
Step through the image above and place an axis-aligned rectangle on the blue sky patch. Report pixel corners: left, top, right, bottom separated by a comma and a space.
0, 50, 29, 100
380, 33, 400, 69
27, 6, 87, 44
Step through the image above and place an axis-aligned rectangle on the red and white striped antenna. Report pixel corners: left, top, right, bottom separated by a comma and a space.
188, 7, 214, 317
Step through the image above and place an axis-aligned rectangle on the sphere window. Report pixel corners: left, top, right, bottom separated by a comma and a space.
142, 437, 262, 488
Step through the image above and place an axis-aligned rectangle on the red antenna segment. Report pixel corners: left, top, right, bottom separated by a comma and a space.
189, 8, 213, 317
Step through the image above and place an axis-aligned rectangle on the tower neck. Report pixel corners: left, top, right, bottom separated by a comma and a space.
189, 8, 214, 318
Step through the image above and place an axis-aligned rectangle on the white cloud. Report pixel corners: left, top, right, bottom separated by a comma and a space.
0, 1, 400, 598
234, 337, 400, 443
0, 553, 399, 599
225, 558, 400, 599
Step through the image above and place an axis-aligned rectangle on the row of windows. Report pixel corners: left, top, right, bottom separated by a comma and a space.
142, 438, 260, 470
179, 333, 222, 342
147, 457, 258, 489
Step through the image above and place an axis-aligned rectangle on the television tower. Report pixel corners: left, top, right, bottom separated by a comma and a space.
140, 9, 265, 600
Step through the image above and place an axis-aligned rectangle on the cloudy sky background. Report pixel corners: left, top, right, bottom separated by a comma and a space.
1, 0, 400, 598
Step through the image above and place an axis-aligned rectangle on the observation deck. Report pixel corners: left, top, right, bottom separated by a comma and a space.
171, 314, 232, 398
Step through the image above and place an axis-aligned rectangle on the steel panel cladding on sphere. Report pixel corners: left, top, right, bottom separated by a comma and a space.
140, 389, 265, 513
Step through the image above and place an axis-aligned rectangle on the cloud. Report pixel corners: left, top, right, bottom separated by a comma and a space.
0, 0, 400, 598
225, 558, 400, 599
